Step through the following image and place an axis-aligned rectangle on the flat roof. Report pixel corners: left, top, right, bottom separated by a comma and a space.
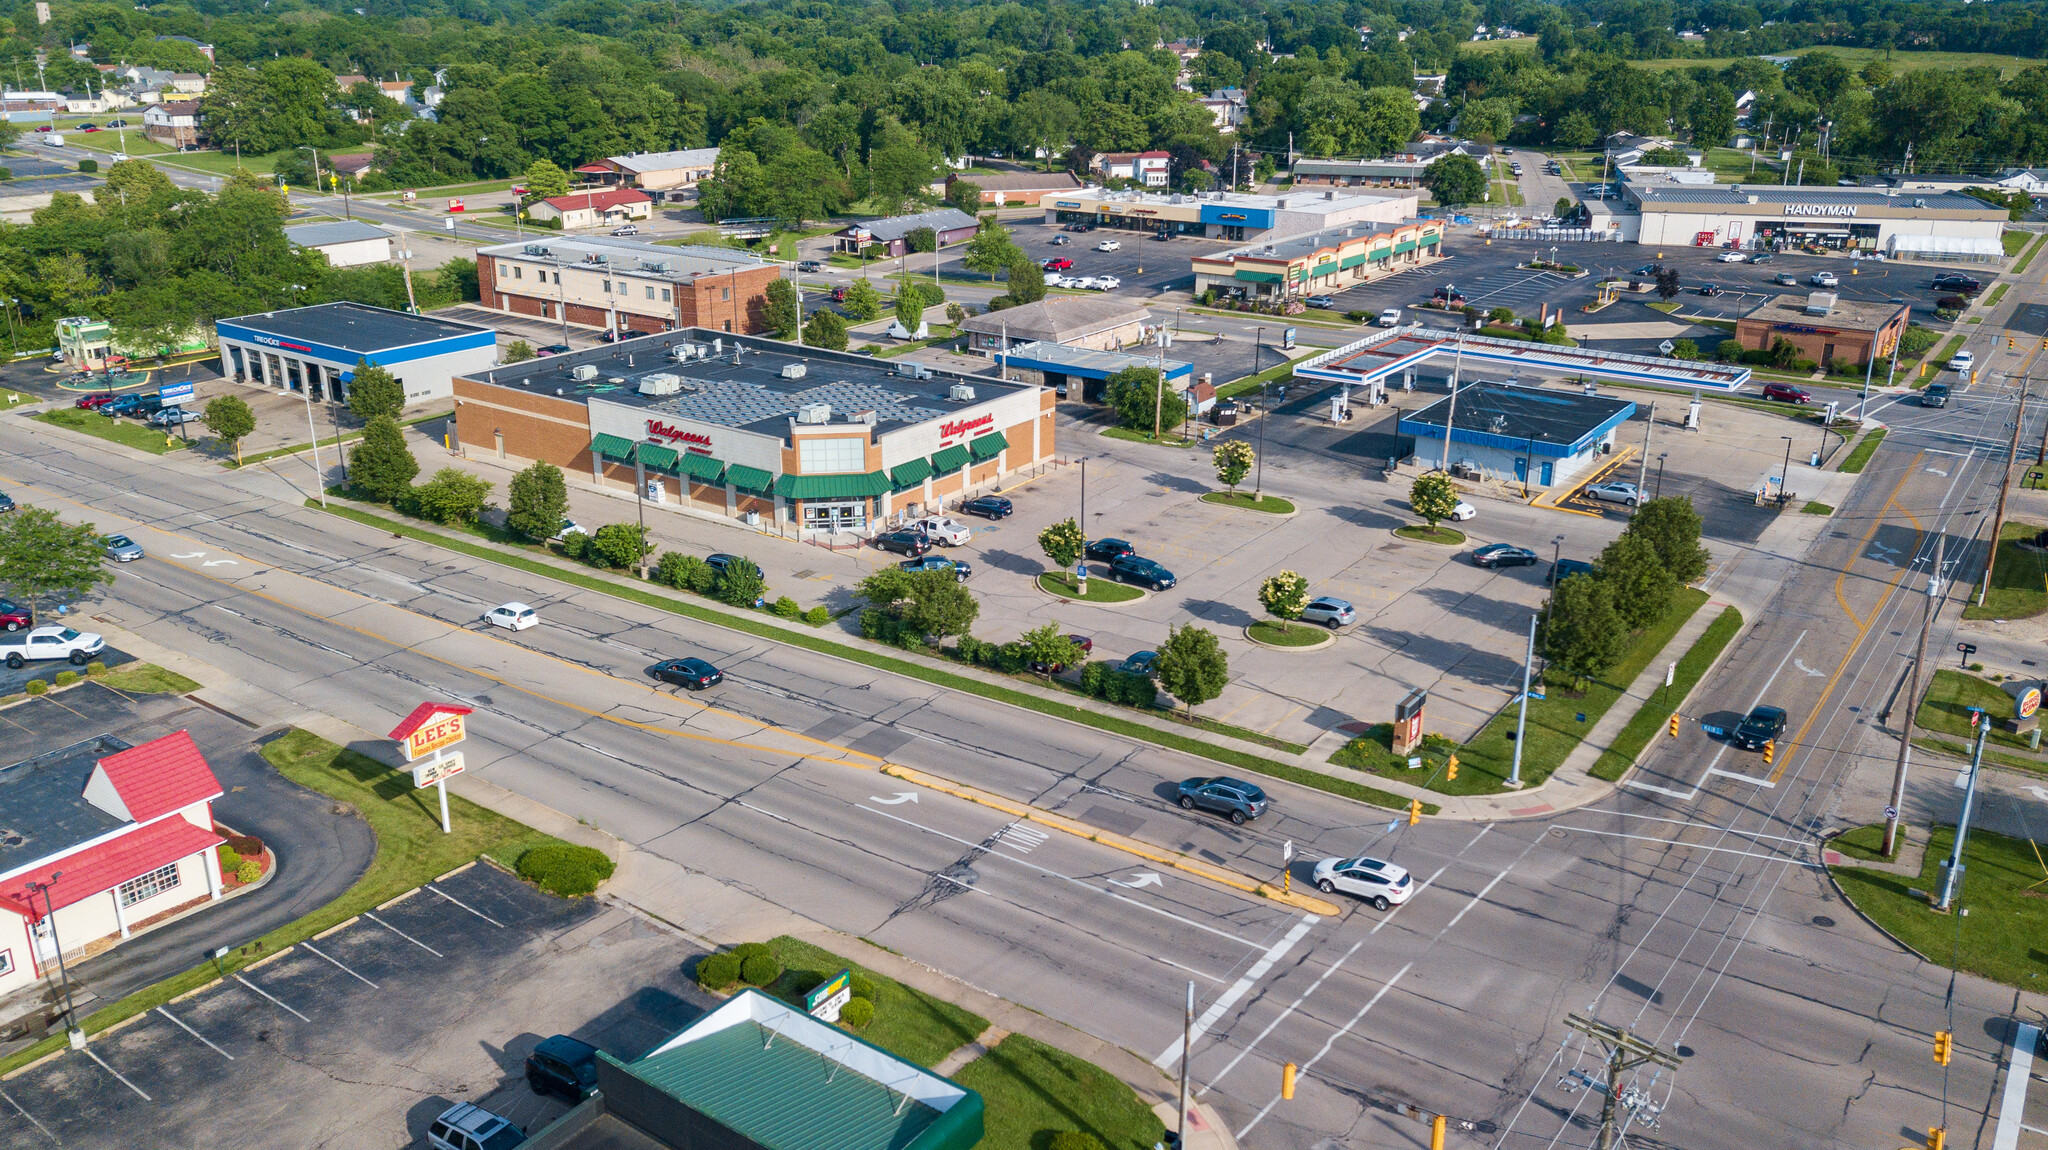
1297, 325, 1753, 392
283, 221, 395, 247
463, 329, 1024, 439
997, 340, 1192, 380
1623, 176, 2001, 213
1057, 187, 1409, 214
1204, 218, 1432, 264
478, 236, 769, 283
957, 295, 1149, 342
0, 735, 132, 873
1741, 294, 1908, 332
219, 302, 494, 355
1400, 382, 1636, 456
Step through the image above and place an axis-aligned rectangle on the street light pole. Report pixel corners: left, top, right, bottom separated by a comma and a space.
25, 875, 82, 1045
1655, 452, 1668, 499
1778, 435, 1793, 505
1934, 710, 1990, 911
1509, 614, 1536, 788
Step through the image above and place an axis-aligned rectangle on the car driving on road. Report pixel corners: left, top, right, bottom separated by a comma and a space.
1732, 704, 1787, 751
102, 534, 143, 562
650, 657, 722, 689
1305, 295, 1335, 309
483, 603, 539, 631
1584, 481, 1642, 507
1760, 382, 1810, 403
1176, 777, 1267, 824
1948, 350, 1975, 373
1923, 382, 1951, 407
525, 1034, 599, 1101
1312, 856, 1413, 910
1378, 308, 1403, 326
1472, 543, 1539, 568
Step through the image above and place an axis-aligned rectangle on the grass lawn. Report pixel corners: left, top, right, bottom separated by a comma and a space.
1962, 521, 2048, 620
1831, 822, 1905, 862
1202, 491, 1294, 513
1215, 350, 1323, 399
1838, 427, 1887, 473
1915, 669, 2048, 757
1646, 300, 1682, 313
1934, 333, 1968, 367
1831, 824, 2048, 986
2004, 231, 2032, 258
1331, 723, 1460, 778
1248, 619, 1330, 647
2018, 234, 2048, 275
1037, 571, 1144, 604
1394, 524, 1466, 545
1988, 284, 2012, 308
1101, 425, 1200, 448
95, 663, 201, 694
35, 407, 190, 454
953, 1033, 1167, 1150
154, 149, 280, 176
1802, 501, 1835, 515
1588, 607, 1744, 782
760, 937, 987, 1068
0, 390, 37, 410
228, 409, 448, 469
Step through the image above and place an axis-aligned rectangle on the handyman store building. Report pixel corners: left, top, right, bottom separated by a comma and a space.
452, 330, 1052, 535
1620, 175, 2007, 257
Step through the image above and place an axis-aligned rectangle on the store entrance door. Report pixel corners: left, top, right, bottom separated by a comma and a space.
803, 500, 868, 531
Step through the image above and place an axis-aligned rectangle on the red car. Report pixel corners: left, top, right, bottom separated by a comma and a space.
1043, 257, 1073, 271
1030, 635, 1093, 674
830, 286, 848, 302
0, 598, 30, 632
76, 392, 116, 409
1760, 382, 1811, 404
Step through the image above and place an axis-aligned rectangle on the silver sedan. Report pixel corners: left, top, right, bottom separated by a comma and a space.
102, 534, 144, 562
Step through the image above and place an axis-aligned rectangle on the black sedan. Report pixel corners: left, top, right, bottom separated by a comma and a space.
1085, 538, 1136, 563
652, 657, 723, 689
1731, 705, 1787, 751
1109, 554, 1175, 590
960, 495, 1013, 519
1472, 543, 1539, 569
873, 530, 931, 557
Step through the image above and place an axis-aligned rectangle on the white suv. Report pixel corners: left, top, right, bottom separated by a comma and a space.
1096, 239, 1121, 252
427, 1102, 525, 1150
910, 515, 972, 545
0, 624, 105, 669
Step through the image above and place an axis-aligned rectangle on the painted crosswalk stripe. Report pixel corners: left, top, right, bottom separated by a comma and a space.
993, 822, 1049, 853
1153, 915, 1319, 1070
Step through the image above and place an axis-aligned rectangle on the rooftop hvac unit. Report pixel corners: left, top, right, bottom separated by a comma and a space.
1747, 195, 1759, 204
521, 244, 550, 256
1804, 292, 1837, 316
779, 363, 807, 380
851, 410, 877, 425
949, 383, 977, 402
585, 253, 609, 263
1914, 198, 1927, 208
639, 373, 682, 396
795, 402, 833, 424
642, 261, 667, 273
570, 364, 599, 381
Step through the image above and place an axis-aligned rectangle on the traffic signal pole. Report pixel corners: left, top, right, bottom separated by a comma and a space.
1883, 536, 1942, 857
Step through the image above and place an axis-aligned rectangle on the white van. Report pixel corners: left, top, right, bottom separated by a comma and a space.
43, 133, 64, 147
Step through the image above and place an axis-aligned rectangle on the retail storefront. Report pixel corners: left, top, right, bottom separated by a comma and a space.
217, 302, 499, 404
1044, 188, 1418, 243
1620, 177, 2007, 255
1191, 220, 1445, 299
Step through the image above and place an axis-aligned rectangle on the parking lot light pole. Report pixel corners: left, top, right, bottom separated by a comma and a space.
25, 875, 82, 1046
1655, 452, 1668, 498
1779, 435, 1793, 505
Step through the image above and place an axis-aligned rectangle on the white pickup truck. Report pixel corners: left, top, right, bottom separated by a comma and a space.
0, 624, 104, 669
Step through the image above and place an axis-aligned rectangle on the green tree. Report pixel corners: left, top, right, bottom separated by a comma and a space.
1460, 98, 1515, 144
503, 340, 536, 363
1596, 531, 1675, 631
506, 461, 568, 541
856, 567, 978, 640
0, 506, 113, 623
894, 286, 924, 330
202, 395, 256, 464
1626, 497, 1712, 584
1105, 366, 1183, 434
520, 158, 570, 204
1258, 570, 1311, 633
1554, 197, 1576, 220
1213, 440, 1255, 495
904, 226, 938, 254
349, 416, 418, 501
1006, 255, 1047, 304
945, 180, 983, 214
1409, 473, 1460, 528
1423, 153, 1486, 208
1541, 571, 1629, 685
1020, 622, 1084, 678
717, 555, 766, 606
1655, 267, 1682, 301
841, 278, 883, 322
102, 159, 177, 207
765, 278, 802, 339
804, 308, 849, 350
411, 468, 494, 525
591, 523, 654, 570
1553, 111, 1599, 150
961, 216, 1023, 280
1038, 517, 1084, 570
1670, 338, 1700, 360
346, 360, 404, 422
1155, 623, 1229, 710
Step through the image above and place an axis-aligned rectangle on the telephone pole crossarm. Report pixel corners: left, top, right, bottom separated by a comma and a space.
1562, 1012, 1684, 1150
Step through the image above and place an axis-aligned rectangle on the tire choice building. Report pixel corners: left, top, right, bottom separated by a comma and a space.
1619, 175, 2008, 253
452, 329, 1053, 535
216, 302, 499, 403
476, 237, 781, 338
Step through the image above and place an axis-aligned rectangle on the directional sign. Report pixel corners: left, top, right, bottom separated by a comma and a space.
1658, 339, 1676, 355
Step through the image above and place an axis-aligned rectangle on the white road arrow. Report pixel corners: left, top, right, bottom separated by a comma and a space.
1111, 872, 1163, 889
868, 792, 919, 805
2026, 785, 2048, 802
1793, 659, 1825, 677
171, 552, 205, 559
202, 559, 240, 567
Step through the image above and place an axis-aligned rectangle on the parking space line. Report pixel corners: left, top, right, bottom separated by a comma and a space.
81, 1047, 151, 1101
300, 941, 380, 988
0, 1089, 56, 1144
428, 884, 505, 927
234, 973, 311, 1021
156, 1006, 234, 1060
364, 911, 444, 957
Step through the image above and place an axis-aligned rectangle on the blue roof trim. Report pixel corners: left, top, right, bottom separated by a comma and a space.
215, 320, 495, 367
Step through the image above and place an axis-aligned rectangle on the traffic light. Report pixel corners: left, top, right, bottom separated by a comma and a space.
1930, 1127, 1946, 1150
1446, 754, 1459, 781
2010, 336, 2018, 350
1762, 739, 1776, 765
1669, 713, 1681, 737
1408, 798, 1423, 825
1934, 1030, 1953, 1066
1281, 1062, 1297, 1100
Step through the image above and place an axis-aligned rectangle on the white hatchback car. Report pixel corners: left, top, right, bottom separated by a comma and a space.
910, 515, 972, 545
1313, 856, 1413, 910
484, 602, 539, 630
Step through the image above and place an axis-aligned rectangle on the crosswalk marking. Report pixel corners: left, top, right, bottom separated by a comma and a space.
992, 821, 1049, 854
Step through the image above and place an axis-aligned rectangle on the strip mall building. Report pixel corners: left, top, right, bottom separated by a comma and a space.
452, 330, 1052, 535
1192, 219, 1446, 300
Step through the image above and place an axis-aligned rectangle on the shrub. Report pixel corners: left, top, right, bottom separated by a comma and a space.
236, 859, 262, 884
1048, 1134, 1109, 1150
229, 834, 263, 857
697, 952, 742, 990
1936, 294, 1968, 311
773, 595, 800, 618
24, 680, 47, 695
53, 670, 78, 686
558, 531, 592, 561
217, 844, 242, 870
514, 843, 616, 896
740, 953, 782, 986
653, 551, 696, 588
851, 973, 877, 1000
590, 523, 652, 569
804, 605, 829, 625
731, 941, 773, 963
76, 158, 97, 173
717, 556, 766, 607
839, 996, 876, 1029
86, 660, 106, 676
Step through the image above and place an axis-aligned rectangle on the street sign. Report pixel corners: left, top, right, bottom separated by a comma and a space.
807, 968, 853, 1022
157, 381, 194, 406
1883, 806, 1898, 820
412, 751, 465, 788
1658, 339, 1676, 355
1282, 840, 1294, 864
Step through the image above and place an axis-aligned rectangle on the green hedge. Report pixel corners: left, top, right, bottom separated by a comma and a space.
514, 843, 615, 896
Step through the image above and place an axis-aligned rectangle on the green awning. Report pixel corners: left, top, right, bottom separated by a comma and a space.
889, 457, 933, 489
1234, 270, 1284, 284
1394, 239, 1418, 253
1367, 243, 1393, 256
590, 433, 638, 462
968, 431, 1009, 462
776, 470, 890, 499
635, 442, 680, 470
1339, 253, 1367, 269
677, 453, 726, 484
725, 463, 775, 492
930, 444, 972, 472
1312, 261, 1336, 275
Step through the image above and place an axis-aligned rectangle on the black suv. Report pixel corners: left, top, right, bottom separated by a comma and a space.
526, 1034, 599, 1100
1923, 382, 1951, 408
960, 495, 1013, 519
1732, 705, 1787, 750
1110, 554, 1176, 590
1084, 538, 1136, 563
874, 530, 931, 557
1177, 776, 1268, 824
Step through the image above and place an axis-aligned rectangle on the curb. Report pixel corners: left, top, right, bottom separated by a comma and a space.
1820, 855, 1934, 965
1198, 493, 1299, 519
1242, 623, 1334, 650
1035, 573, 1150, 608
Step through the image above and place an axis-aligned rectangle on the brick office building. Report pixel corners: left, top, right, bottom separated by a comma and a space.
1733, 294, 1910, 369
477, 237, 781, 338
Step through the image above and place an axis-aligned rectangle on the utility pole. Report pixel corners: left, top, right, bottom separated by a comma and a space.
1176, 982, 1193, 1148
1560, 1013, 1683, 1150
1980, 385, 2028, 605
1152, 327, 1168, 442
1635, 400, 1655, 497
1882, 535, 1943, 857
1439, 334, 1466, 471
1509, 614, 1536, 788
1934, 711, 1990, 911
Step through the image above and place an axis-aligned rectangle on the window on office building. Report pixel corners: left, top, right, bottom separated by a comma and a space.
513, 266, 522, 279
496, 263, 505, 277
645, 286, 655, 300
119, 862, 181, 907
661, 288, 671, 302
799, 436, 867, 473
603, 280, 613, 294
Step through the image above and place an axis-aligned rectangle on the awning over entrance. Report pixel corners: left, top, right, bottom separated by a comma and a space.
590, 433, 639, 462
777, 471, 891, 499
725, 463, 775, 492
930, 444, 973, 473
968, 431, 1009, 462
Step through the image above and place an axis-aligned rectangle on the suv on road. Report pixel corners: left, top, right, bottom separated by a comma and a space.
0, 624, 105, 669
1177, 776, 1268, 824
1313, 856, 1413, 910
1923, 382, 1951, 407
1760, 383, 1810, 404
1732, 705, 1788, 751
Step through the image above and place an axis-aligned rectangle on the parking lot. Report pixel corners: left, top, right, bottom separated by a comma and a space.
0, 864, 707, 1149
999, 217, 1242, 295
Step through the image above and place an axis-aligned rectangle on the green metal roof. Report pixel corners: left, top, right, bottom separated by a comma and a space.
636, 442, 680, 470
777, 470, 890, 499
726, 463, 775, 492
590, 433, 638, 462
929, 444, 971, 472
967, 431, 1008, 462
677, 452, 726, 484
890, 457, 933, 489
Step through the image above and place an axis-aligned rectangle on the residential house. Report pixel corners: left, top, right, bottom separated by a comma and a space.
328, 152, 377, 181
525, 188, 655, 229
944, 171, 1083, 207
1198, 89, 1247, 133
143, 100, 202, 148
1093, 150, 1171, 187
833, 207, 980, 257
1293, 154, 1441, 188
1993, 167, 2048, 195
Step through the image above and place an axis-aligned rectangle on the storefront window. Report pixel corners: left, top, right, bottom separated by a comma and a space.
803, 501, 867, 530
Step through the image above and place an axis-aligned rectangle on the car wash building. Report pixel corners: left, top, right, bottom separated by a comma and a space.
217, 302, 499, 403
1620, 176, 2008, 256
451, 329, 1052, 536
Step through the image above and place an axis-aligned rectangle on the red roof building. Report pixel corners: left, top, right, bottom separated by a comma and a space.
526, 188, 656, 230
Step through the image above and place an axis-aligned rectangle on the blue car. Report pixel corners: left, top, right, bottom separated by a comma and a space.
900, 555, 971, 581
102, 394, 151, 416
1109, 554, 1175, 590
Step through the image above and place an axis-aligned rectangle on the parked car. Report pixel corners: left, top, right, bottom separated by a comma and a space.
872, 530, 931, 557
1547, 558, 1596, 585
1923, 382, 1951, 407
704, 553, 758, 579
1304, 295, 1335, 309
1932, 273, 1982, 293
427, 1102, 525, 1150
1584, 481, 1642, 507
1433, 285, 1466, 305
1731, 704, 1788, 751
1043, 257, 1073, 271
1091, 275, 1122, 291
1760, 382, 1811, 403
1471, 543, 1539, 569
525, 1035, 599, 1101
829, 286, 849, 303
1948, 350, 1975, 373
483, 603, 539, 631
1117, 651, 1159, 676
909, 515, 972, 545
1773, 272, 1798, 286
1749, 253, 1773, 264
1378, 308, 1403, 327
75, 391, 116, 409
102, 534, 144, 562
1096, 239, 1121, 252
1312, 855, 1413, 909
1176, 776, 1268, 825
650, 657, 723, 689
102, 394, 154, 417
1810, 271, 1839, 287
77, 122, 97, 132
0, 599, 29, 632
1697, 283, 1722, 297
0, 491, 14, 514
1043, 270, 1062, 285
1299, 597, 1356, 628
610, 224, 639, 236
1109, 554, 1175, 590
1084, 538, 1135, 563
959, 495, 1013, 519
1048, 234, 1071, 245
1066, 275, 1099, 290
1716, 250, 1747, 263
1448, 501, 1476, 521
1029, 634, 1092, 674
536, 344, 571, 356
148, 406, 200, 427
0, 625, 105, 669
900, 555, 971, 580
